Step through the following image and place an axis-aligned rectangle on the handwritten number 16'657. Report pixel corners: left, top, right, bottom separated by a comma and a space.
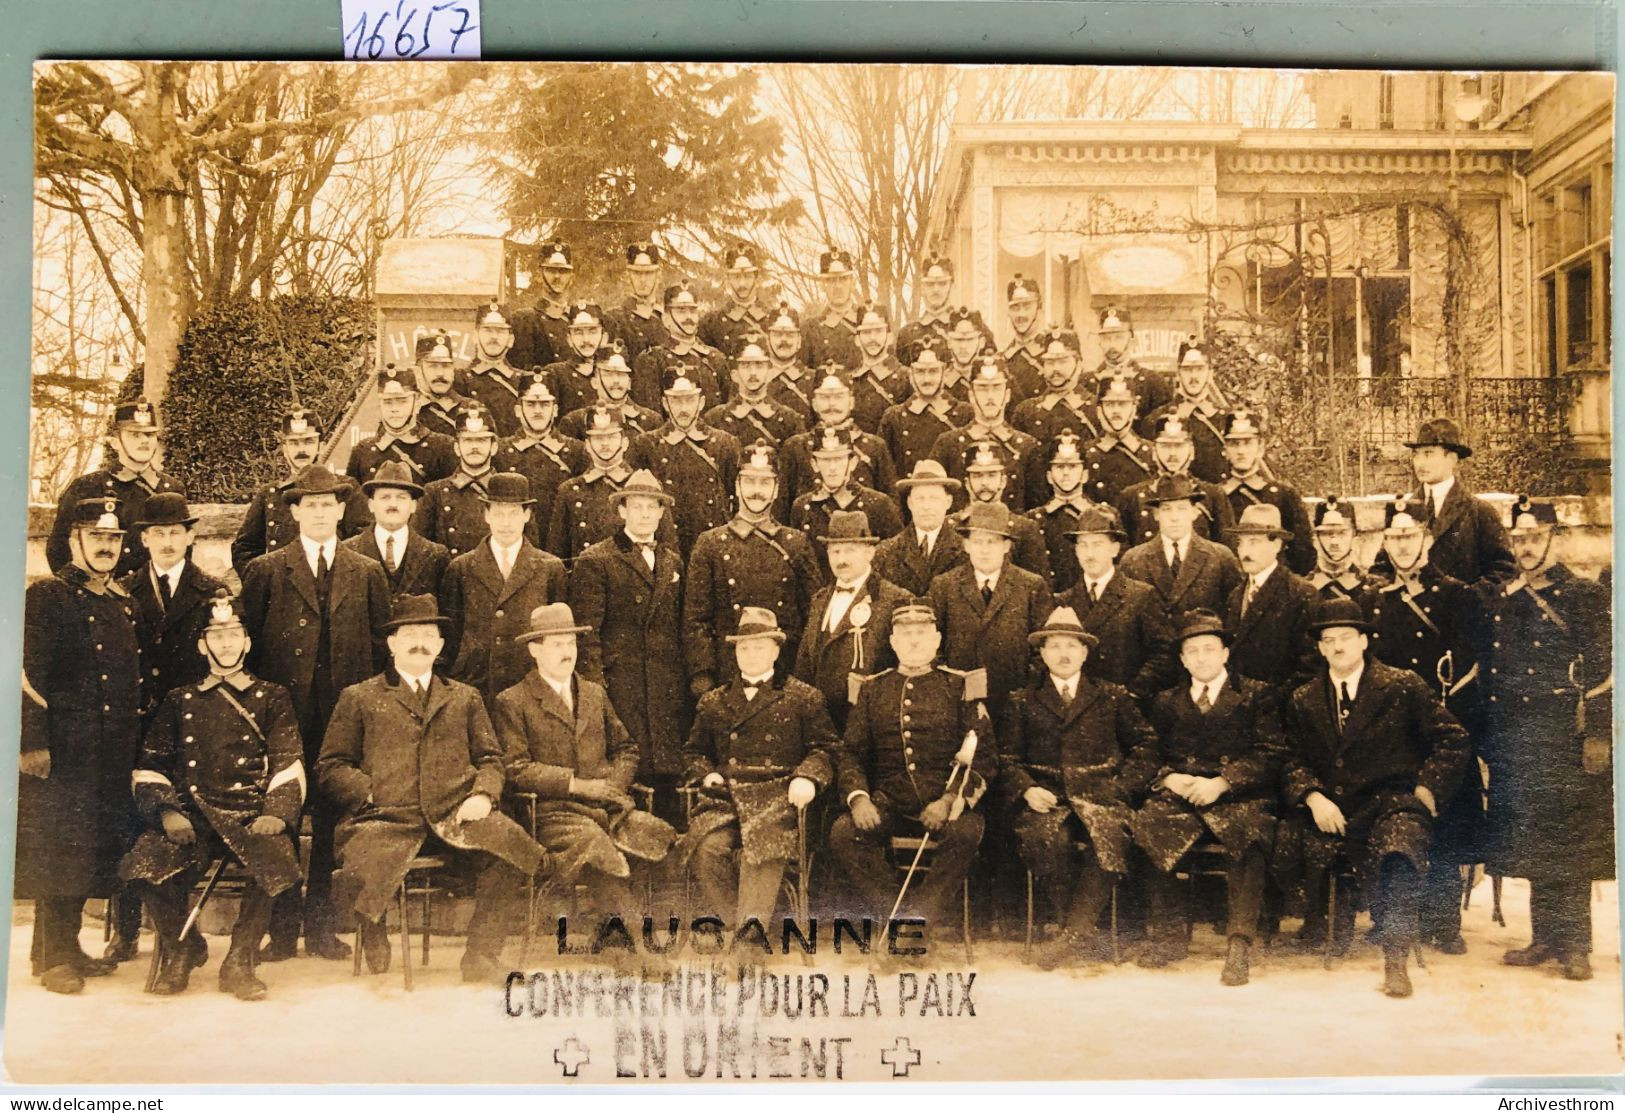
346, 2, 477, 60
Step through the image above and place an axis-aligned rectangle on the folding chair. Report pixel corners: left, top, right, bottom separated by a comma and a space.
350, 854, 447, 992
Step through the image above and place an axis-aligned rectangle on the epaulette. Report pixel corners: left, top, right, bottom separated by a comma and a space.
847, 668, 892, 705
937, 665, 988, 702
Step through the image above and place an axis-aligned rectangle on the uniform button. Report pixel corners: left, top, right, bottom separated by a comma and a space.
95, 644, 103, 652
908, 763, 917, 771
294, 649, 303, 656
151, 668, 160, 677
1335, 758, 1344, 768
728, 578, 736, 586
1527, 667, 1535, 674
1494, 615, 1501, 622
729, 758, 738, 766
190, 785, 198, 793
1491, 667, 1498, 674
184, 713, 192, 720
237, 757, 246, 765
1533, 640, 1541, 647
1522, 695, 1530, 703
1415, 631, 1423, 638
495, 609, 504, 618
1492, 641, 1500, 648
184, 735, 194, 743
1333, 786, 1343, 796
103, 704, 110, 712
904, 699, 912, 707
88, 616, 95, 623
187, 760, 196, 768
905, 747, 913, 754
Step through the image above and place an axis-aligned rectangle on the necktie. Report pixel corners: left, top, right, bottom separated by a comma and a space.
1196, 684, 1212, 713
743, 684, 759, 701
1060, 680, 1074, 705
158, 572, 174, 607
384, 533, 397, 571
981, 580, 993, 604
1338, 681, 1353, 730
638, 541, 656, 571
1088, 580, 1100, 605
417, 677, 431, 710
498, 549, 512, 579
315, 548, 330, 596
919, 533, 932, 560
1242, 578, 1257, 616
1168, 546, 1183, 582
1425, 490, 1437, 526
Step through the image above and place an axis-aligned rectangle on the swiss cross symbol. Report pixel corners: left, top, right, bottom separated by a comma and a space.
880, 1037, 922, 1078
554, 1037, 590, 1078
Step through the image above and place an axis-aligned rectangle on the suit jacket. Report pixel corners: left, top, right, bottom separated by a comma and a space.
567, 531, 690, 775
343, 528, 450, 600
950, 505, 1052, 584
1119, 533, 1245, 620
119, 559, 228, 716
927, 561, 1056, 706
794, 575, 911, 725
1224, 566, 1320, 704
872, 523, 968, 597
1222, 474, 1316, 575
1056, 570, 1176, 703
493, 671, 638, 812
440, 541, 568, 703
1408, 480, 1517, 586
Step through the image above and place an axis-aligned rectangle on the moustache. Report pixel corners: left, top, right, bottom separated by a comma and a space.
404, 646, 435, 657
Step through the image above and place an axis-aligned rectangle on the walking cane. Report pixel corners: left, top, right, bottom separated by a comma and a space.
794, 801, 810, 928
888, 731, 977, 923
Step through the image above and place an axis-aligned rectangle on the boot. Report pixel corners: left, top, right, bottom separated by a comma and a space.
71, 952, 119, 978
1503, 941, 1555, 967
102, 934, 138, 964
1220, 936, 1251, 986
1430, 932, 1467, 955
358, 916, 392, 974
1559, 951, 1594, 982
39, 964, 84, 995
147, 938, 196, 996
1033, 928, 1091, 972
1381, 945, 1412, 998
220, 887, 272, 1001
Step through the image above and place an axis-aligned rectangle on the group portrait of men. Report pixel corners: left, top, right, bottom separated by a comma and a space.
19, 238, 1613, 1007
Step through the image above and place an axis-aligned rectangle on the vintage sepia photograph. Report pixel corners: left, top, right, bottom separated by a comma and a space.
12, 59, 1618, 1084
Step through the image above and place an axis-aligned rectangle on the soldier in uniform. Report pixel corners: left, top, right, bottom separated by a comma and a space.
698, 243, 770, 358
540, 303, 612, 420
929, 355, 1040, 514
567, 471, 690, 822
995, 276, 1046, 406
440, 472, 568, 708
1402, 417, 1517, 586
232, 407, 362, 578
343, 461, 450, 599
832, 599, 996, 929
607, 242, 667, 362
1054, 504, 1176, 706
632, 283, 728, 411
704, 336, 808, 448
940, 307, 993, 404
894, 254, 956, 357
416, 333, 472, 441
516, 240, 576, 371
1117, 414, 1236, 546
1010, 328, 1101, 502
1222, 504, 1320, 711
847, 306, 911, 435
19, 498, 141, 993
878, 338, 971, 480
1307, 496, 1381, 607
795, 510, 910, 730
928, 501, 1055, 719
763, 303, 816, 424
627, 365, 741, 558
1281, 596, 1470, 998
873, 460, 969, 597
1118, 474, 1246, 621
456, 303, 527, 439
802, 246, 863, 370
791, 427, 904, 567
557, 343, 662, 441
1083, 374, 1156, 509
122, 591, 305, 999
493, 372, 588, 543
494, 603, 651, 927
778, 371, 897, 517
50, 398, 184, 579
1145, 343, 1229, 485
1219, 408, 1314, 575
683, 442, 824, 696
681, 608, 839, 927
346, 364, 457, 495
1367, 498, 1490, 955
1131, 610, 1284, 984
1001, 607, 1157, 971
1090, 307, 1174, 432
1026, 432, 1095, 593
419, 404, 520, 560
1485, 497, 1613, 981
955, 442, 1051, 582
319, 594, 548, 982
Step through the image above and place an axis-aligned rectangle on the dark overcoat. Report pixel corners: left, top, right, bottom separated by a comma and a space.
1222, 474, 1316, 575
545, 467, 679, 563
439, 541, 568, 703
794, 575, 911, 727
343, 527, 450, 600
493, 431, 589, 544
568, 531, 690, 776
871, 523, 967, 597
1407, 480, 1517, 586
927, 561, 1056, 708
1118, 533, 1245, 621
951, 505, 1053, 584
231, 475, 365, 578
1117, 473, 1237, 546
1223, 566, 1321, 707
119, 559, 228, 717
1055, 570, 1177, 703
418, 469, 542, 560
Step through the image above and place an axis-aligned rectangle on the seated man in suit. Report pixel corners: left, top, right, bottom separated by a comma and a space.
1001, 608, 1157, 970
344, 461, 450, 599
1118, 474, 1244, 622
319, 594, 549, 982
872, 459, 967, 597
1131, 610, 1284, 985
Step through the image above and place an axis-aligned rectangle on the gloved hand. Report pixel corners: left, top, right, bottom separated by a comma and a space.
247, 815, 286, 836
1022, 786, 1058, 813
161, 809, 196, 845
456, 793, 493, 825
787, 777, 816, 808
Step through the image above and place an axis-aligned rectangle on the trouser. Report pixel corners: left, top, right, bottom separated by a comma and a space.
1062, 848, 1117, 937
689, 827, 786, 927
1372, 855, 1422, 949
1529, 877, 1593, 958
31, 896, 88, 975
1420, 858, 1465, 942
109, 883, 142, 941
142, 874, 274, 974
267, 797, 338, 949
1148, 845, 1267, 945
828, 810, 984, 931
1013, 810, 1119, 934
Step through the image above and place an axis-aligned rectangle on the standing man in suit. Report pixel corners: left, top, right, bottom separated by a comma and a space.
343, 461, 449, 599
439, 472, 568, 709
50, 398, 184, 579
1281, 597, 1470, 997
1223, 504, 1320, 710
795, 511, 910, 730
1404, 417, 1516, 586
346, 364, 457, 495
239, 464, 392, 961
1118, 475, 1245, 621
627, 365, 741, 558
1054, 504, 1176, 707
233, 408, 362, 578
567, 471, 690, 823
1218, 409, 1314, 575
872, 460, 968, 597
493, 372, 588, 547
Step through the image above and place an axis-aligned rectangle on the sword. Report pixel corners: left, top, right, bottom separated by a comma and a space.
1436, 650, 1455, 704
888, 730, 978, 923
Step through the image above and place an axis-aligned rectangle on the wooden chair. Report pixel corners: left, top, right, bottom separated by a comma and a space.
350, 854, 448, 992
888, 836, 973, 964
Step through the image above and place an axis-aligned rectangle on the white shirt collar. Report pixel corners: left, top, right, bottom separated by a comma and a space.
917, 524, 941, 547
1052, 672, 1079, 699
1163, 535, 1188, 562
375, 523, 409, 550
398, 667, 432, 693
1191, 668, 1228, 703
1332, 660, 1366, 701
624, 529, 656, 547
154, 559, 185, 588
1085, 567, 1115, 594
542, 673, 573, 704
741, 673, 774, 688
1429, 476, 1455, 506
1250, 562, 1278, 590
490, 536, 522, 564
976, 568, 1001, 591
300, 534, 336, 569
834, 571, 870, 594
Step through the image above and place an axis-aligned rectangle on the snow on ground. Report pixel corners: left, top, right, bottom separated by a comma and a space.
3, 876, 1620, 1085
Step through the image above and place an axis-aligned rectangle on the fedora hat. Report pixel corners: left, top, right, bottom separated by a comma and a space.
379, 593, 454, 632
281, 464, 352, 504
514, 602, 592, 644
1227, 503, 1293, 541
1173, 608, 1231, 646
1143, 474, 1202, 506
479, 472, 535, 505
361, 460, 424, 498
724, 606, 788, 644
819, 509, 880, 545
1406, 417, 1472, 459
133, 491, 198, 530
1027, 606, 1099, 649
956, 501, 1014, 539
894, 458, 962, 493
1309, 596, 1372, 635
1065, 504, 1127, 541
609, 469, 674, 507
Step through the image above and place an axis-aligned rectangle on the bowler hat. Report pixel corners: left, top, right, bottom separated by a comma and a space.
1309, 596, 1372, 635
1406, 417, 1472, 459
819, 509, 880, 545
514, 602, 592, 643
379, 593, 454, 632
281, 465, 352, 504
724, 606, 787, 644
362, 460, 424, 498
134, 491, 198, 530
479, 472, 534, 505
1028, 606, 1098, 649
1174, 608, 1231, 646
1227, 503, 1293, 541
